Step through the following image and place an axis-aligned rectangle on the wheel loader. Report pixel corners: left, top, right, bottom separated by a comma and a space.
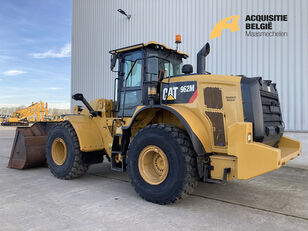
8, 41, 301, 204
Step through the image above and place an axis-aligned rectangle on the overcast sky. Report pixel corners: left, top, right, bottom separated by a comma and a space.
0, 0, 71, 109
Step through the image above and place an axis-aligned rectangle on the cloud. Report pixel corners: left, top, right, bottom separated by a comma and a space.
30, 43, 71, 59
0, 95, 26, 100
3, 70, 26, 76
0, 55, 11, 63
0, 103, 22, 107
49, 87, 63, 90
48, 102, 70, 109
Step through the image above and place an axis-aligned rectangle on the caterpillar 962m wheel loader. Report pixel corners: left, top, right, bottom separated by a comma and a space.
8, 41, 301, 204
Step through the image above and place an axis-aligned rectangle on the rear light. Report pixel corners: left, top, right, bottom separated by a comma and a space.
247, 133, 252, 142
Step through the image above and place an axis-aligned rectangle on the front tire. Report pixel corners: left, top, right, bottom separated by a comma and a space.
46, 121, 88, 179
127, 124, 198, 204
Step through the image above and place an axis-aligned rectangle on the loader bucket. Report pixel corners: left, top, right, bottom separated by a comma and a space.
8, 123, 49, 169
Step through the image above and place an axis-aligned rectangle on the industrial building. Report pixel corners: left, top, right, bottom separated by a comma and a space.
71, 0, 307, 132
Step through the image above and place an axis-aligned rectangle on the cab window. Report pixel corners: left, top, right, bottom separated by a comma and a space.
123, 52, 142, 87
145, 51, 183, 80
118, 51, 143, 117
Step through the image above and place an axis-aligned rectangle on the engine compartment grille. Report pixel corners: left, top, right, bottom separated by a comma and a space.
241, 76, 284, 147
259, 81, 284, 145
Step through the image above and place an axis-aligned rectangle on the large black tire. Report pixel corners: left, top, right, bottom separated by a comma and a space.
127, 124, 198, 204
46, 121, 88, 179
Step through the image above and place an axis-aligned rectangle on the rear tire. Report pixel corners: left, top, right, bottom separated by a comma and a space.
127, 124, 198, 204
46, 121, 88, 179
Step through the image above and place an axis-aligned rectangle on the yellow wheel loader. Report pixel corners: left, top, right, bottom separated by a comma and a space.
8, 41, 301, 204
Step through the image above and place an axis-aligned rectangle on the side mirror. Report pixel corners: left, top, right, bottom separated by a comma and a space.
110, 55, 117, 71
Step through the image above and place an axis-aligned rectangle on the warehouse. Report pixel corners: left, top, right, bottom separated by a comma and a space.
2, 1, 308, 229
71, 0, 307, 133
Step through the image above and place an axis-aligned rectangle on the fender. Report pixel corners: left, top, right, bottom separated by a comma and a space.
64, 115, 105, 152
123, 105, 211, 155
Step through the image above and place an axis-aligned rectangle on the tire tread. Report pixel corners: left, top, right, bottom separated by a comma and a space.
128, 124, 198, 204
46, 121, 88, 180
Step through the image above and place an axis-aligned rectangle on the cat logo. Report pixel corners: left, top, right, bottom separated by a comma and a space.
162, 87, 178, 101
161, 81, 197, 104
167, 94, 175, 100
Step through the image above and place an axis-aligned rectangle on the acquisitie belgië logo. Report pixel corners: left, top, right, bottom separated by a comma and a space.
210, 15, 240, 39
210, 15, 288, 38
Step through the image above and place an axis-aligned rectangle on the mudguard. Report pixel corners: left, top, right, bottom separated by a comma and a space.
123, 105, 212, 155
65, 115, 105, 152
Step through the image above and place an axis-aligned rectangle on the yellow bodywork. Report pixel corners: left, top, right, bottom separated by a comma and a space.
65, 99, 115, 155
65, 74, 301, 181
225, 122, 301, 180
65, 115, 106, 151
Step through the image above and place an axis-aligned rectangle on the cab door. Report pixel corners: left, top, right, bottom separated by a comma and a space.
117, 51, 143, 117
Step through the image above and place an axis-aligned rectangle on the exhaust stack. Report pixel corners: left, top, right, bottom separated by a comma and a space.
197, 43, 210, 74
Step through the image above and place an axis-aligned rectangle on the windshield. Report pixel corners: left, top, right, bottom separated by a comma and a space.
157, 52, 183, 77
145, 51, 183, 81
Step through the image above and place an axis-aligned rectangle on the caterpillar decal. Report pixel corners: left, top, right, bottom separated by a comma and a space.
161, 81, 198, 104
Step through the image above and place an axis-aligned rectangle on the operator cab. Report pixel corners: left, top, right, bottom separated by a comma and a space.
110, 41, 189, 117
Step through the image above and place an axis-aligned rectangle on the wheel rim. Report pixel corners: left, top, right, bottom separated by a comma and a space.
51, 138, 67, 166
138, 145, 169, 185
